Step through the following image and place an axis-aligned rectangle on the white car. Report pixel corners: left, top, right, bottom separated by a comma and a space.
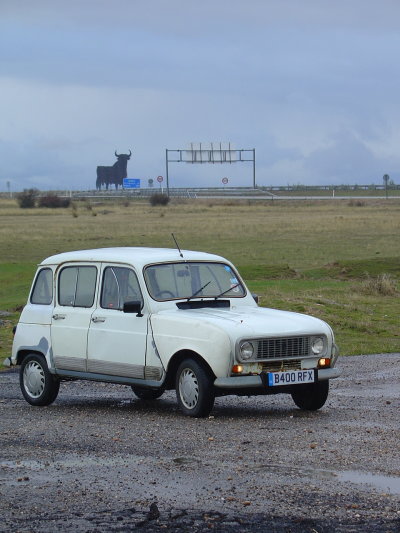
8, 247, 340, 417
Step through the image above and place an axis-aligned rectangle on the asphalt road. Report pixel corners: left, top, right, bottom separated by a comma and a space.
1, 353, 399, 532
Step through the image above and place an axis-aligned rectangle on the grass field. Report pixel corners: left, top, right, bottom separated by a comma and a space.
0, 196, 399, 364
267, 188, 400, 197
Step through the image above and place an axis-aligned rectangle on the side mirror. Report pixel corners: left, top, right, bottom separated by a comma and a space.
123, 300, 143, 317
252, 293, 259, 304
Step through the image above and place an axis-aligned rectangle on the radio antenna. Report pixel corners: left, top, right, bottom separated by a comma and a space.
171, 233, 184, 258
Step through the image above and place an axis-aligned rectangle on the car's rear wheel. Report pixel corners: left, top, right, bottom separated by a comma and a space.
176, 358, 215, 418
291, 380, 329, 410
131, 386, 164, 400
20, 353, 60, 406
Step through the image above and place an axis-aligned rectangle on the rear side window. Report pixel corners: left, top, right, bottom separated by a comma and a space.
58, 266, 97, 307
31, 268, 53, 305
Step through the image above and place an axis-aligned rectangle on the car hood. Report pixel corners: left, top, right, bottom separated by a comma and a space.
157, 305, 332, 340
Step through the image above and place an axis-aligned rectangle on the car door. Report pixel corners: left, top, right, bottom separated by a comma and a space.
86, 264, 148, 379
51, 264, 98, 372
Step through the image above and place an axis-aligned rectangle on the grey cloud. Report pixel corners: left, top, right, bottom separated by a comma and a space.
1, 1, 400, 190
303, 131, 394, 184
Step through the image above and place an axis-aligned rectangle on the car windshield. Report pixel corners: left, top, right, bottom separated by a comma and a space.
144, 262, 246, 301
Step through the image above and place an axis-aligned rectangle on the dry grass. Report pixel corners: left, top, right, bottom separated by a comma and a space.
0, 197, 399, 359
360, 273, 398, 296
0, 197, 399, 268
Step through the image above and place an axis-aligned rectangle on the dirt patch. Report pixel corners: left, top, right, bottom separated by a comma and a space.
1, 354, 399, 532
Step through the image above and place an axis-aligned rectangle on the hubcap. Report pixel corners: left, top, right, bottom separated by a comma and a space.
179, 368, 199, 409
23, 361, 45, 399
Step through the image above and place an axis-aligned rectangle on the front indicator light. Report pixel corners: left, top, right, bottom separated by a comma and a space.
232, 365, 243, 374
318, 358, 331, 368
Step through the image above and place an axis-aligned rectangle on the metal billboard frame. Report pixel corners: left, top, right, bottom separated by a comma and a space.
165, 144, 256, 196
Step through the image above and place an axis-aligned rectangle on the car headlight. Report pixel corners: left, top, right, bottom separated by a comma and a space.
311, 336, 325, 355
239, 341, 254, 361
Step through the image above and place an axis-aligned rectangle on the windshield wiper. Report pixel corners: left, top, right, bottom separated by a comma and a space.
187, 281, 211, 301
214, 283, 240, 299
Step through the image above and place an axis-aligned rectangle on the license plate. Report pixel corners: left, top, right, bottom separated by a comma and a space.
267, 369, 315, 387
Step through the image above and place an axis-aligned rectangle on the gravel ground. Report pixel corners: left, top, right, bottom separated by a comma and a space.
0, 353, 399, 532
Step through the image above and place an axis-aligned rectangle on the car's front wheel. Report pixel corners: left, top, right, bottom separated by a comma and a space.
291, 380, 329, 411
20, 353, 60, 406
176, 358, 215, 418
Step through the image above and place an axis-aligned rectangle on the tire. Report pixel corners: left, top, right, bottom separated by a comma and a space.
291, 380, 329, 411
175, 358, 215, 418
131, 386, 164, 400
20, 354, 60, 406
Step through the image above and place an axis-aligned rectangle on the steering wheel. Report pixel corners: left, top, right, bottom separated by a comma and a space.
155, 290, 175, 299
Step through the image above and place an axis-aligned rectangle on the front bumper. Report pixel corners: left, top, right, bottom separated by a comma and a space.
214, 367, 341, 389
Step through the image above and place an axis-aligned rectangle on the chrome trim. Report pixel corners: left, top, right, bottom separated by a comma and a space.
54, 368, 164, 388
91, 316, 106, 323
87, 359, 144, 379
54, 356, 86, 372
144, 366, 163, 380
236, 335, 328, 362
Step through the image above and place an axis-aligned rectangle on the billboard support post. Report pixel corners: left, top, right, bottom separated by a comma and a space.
165, 149, 170, 197
253, 148, 256, 189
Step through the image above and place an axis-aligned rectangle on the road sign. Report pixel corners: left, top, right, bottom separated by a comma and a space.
157, 176, 163, 183
222, 177, 229, 184
123, 178, 140, 189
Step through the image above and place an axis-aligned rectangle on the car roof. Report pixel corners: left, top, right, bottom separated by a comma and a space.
40, 247, 229, 269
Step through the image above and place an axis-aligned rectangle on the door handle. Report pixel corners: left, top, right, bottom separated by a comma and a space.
91, 316, 106, 323
52, 314, 66, 320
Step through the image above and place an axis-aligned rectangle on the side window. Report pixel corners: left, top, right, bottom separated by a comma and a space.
75, 267, 97, 307
31, 268, 53, 305
58, 266, 97, 307
101, 266, 142, 310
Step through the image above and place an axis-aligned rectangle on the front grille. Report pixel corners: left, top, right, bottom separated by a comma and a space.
261, 359, 302, 372
257, 336, 310, 359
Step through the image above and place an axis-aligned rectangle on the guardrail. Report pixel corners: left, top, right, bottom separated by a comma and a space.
1, 184, 399, 199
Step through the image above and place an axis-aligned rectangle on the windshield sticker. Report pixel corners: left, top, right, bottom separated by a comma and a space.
224, 266, 231, 272
230, 277, 238, 284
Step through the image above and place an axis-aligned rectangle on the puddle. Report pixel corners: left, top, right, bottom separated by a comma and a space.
251, 463, 400, 494
3, 459, 399, 495
0, 456, 143, 471
252, 464, 338, 481
338, 470, 400, 495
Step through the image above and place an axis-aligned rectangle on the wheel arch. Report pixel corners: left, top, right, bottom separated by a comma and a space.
164, 349, 215, 390
16, 349, 46, 366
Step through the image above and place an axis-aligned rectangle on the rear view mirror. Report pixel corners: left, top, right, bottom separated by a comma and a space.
123, 300, 143, 317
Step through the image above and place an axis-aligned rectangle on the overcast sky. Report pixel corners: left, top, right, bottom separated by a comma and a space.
1, 0, 400, 191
